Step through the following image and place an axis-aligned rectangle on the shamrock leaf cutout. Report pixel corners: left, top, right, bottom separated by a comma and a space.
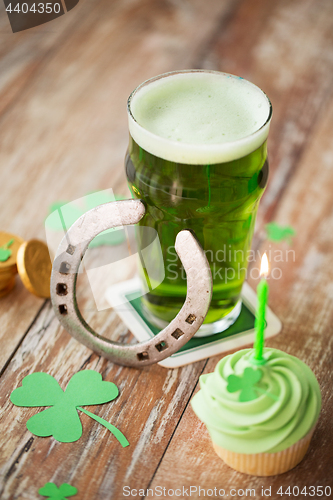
226, 367, 263, 402
39, 482, 77, 500
10, 371, 129, 447
0, 238, 14, 262
46, 201, 83, 232
265, 222, 296, 245
45, 193, 126, 247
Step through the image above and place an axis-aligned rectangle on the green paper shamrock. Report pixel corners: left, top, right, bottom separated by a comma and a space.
0, 238, 14, 262
45, 193, 126, 247
10, 371, 129, 447
39, 482, 77, 500
226, 367, 263, 402
265, 222, 296, 245
46, 202, 83, 232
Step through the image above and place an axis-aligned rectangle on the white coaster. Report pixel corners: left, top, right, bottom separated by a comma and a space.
105, 277, 282, 368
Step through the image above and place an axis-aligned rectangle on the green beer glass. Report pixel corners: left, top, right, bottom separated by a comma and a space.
125, 70, 272, 335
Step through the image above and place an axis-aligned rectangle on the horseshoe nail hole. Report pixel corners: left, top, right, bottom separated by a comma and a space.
171, 328, 184, 340
137, 351, 149, 361
56, 283, 68, 296
59, 262, 71, 274
66, 244, 76, 255
155, 341, 168, 352
58, 304, 68, 315
186, 314, 196, 324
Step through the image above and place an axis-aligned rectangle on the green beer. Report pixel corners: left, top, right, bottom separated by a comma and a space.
126, 70, 272, 334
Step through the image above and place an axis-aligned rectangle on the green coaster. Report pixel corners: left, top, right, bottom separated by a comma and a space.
127, 292, 255, 354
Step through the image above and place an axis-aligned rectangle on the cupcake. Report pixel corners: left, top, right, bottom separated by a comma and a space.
191, 347, 321, 476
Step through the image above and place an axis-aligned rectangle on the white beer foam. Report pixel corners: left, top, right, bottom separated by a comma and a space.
128, 71, 272, 164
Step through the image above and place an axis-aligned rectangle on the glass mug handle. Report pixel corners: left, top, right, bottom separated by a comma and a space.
50, 199, 213, 368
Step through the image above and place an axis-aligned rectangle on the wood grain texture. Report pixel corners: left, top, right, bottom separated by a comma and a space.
1, 0, 333, 498
149, 1, 333, 496
0, 0, 233, 372
0, 300, 207, 499
199, 0, 333, 228
0, 0, 89, 116
0, 1, 233, 499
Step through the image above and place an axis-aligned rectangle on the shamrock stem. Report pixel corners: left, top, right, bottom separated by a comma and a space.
77, 407, 129, 447
5, 239, 14, 249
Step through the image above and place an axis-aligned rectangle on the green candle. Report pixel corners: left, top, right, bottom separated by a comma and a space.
254, 253, 269, 362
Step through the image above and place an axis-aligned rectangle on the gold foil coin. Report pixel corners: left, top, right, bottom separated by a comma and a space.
17, 239, 52, 298
0, 232, 24, 270
0, 268, 16, 282
0, 276, 15, 297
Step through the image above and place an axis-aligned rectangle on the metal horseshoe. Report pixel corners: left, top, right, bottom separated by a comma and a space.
50, 199, 213, 368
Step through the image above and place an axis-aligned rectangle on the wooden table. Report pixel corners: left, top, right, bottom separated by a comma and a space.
1, 0, 332, 498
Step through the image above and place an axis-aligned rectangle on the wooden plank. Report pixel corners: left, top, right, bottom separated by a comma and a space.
2, 0, 333, 497
0, 281, 45, 376
147, 0, 333, 495
198, 0, 333, 228
149, 36, 333, 500
0, 1, 240, 499
0, 0, 99, 371
149, 167, 333, 495
0, 0, 107, 371
0, 0, 93, 116
0, 0, 234, 372
0, 299, 208, 499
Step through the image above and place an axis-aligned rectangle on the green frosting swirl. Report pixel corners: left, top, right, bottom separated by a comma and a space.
191, 348, 321, 454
